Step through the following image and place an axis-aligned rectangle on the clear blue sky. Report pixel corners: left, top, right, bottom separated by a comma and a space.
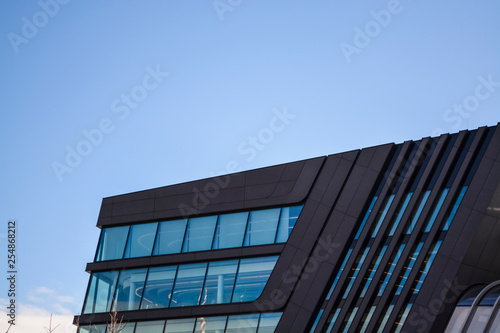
1, 1, 499, 331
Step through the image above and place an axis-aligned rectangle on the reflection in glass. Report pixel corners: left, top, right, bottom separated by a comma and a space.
114, 268, 147, 311
396, 242, 424, 295
182, 216, 218, 252
95, 226, 129, 261
141, 265, 177, 309
83, 271, 119, 314
232, 256, 278, 303
226, 314, 259, 333
164, 318, 196, 333
79, 324, 107, 333
153, 219, 187, 255
195, 316, 227, 333
258, 312, 282, 333
124, 223, 158, 258
378, 244, 406, 296
444, 307, 471, 332
171, 263, 208, 307
389, 192, 413, 236
413, 241, 442, 294
135, 320, 165, 333
407, 190, 431, 234
275, 206, 303, 243
119, 324, 136, 333
468, 306, 493, 332
202, 260, 238, 304
212, 212, 248, 249
244, 208, 281, 246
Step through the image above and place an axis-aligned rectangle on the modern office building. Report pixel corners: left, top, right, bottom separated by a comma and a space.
74, 124, 500, 333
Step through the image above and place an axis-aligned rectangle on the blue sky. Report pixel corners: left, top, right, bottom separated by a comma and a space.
1, 0, 499, 331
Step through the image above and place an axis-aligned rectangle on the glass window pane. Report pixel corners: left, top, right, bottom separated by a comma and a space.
444, 307, 471, 333
396, 242, 424, 295
355, 197, 377, 239
83, 271, 119, 314
394, 304, 412, 333
164, 318, 196, 333
171, 263, 208, 307
326, 248, 353, 300
244, 209, 281, 246
468, 306, 494, 332
309, 310, 323, 333
201, 260, 238, 305
275, 206, 303, 243
258, 313, 282, 333
195, 316, 227, 333
371, 195, 395, 238
124, 223, 158, 258
232, 256, 278, 303
212, 212, 248, 249
141, 265, 177, 309
489, 310, 500, 333
378, 244, 406, 296
135, 320, 165, 333
389, 193, 413, 236
79, 324, 106, 333
182, 216, 217, 252
443, 186, 468, 230
96, 226, 129, 261
119, 324, 136, 333
407, 190, 431, 234
413, 241, 442, 294
226, 314, 259, 333
153, 219, 187, 255
114, 268, 147, 311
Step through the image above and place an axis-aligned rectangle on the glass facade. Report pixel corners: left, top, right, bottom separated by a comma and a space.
78, 313, 282, 333
96, 206, 303, 261
83, 256, 278, 314
445, 284, 500, 333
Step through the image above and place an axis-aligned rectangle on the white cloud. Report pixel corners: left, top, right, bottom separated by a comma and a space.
0, 286, 81, 332
0, 299, 77, 333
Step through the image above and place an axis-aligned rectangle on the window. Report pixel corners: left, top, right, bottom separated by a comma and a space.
95, 206, 302, 261
95, 226, 129, 261
140, 265, 177, 309
153, 219, 187, 255
170, 263, 208, 307
113, 268, 147, 311
212, 212, 248, 249
83, 271, 119, 314
275, 206, 303, 242
134, 321, 165, 333
124, 223, 158, 258
202, 260, 238, 304
226, 314, 260, 333
232, 256, 278, 303
195, 316, 227, 333
164, 318, 196, 333
182, 216, 218, 252
244, 208, 281, 246
83, 256, 279, 313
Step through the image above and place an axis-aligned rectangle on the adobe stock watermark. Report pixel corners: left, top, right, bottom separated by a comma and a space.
51, 65, 169, 182
7, 0, 70, 54
406, 278, 467, 333
212, 0, 243, 21
433, 74, 500, 136
340, 0, 403, 63
178, 106, 296, 217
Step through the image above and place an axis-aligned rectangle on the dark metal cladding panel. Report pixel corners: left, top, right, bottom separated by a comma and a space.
277, 145, 393, 333
96, 157, 325, 227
